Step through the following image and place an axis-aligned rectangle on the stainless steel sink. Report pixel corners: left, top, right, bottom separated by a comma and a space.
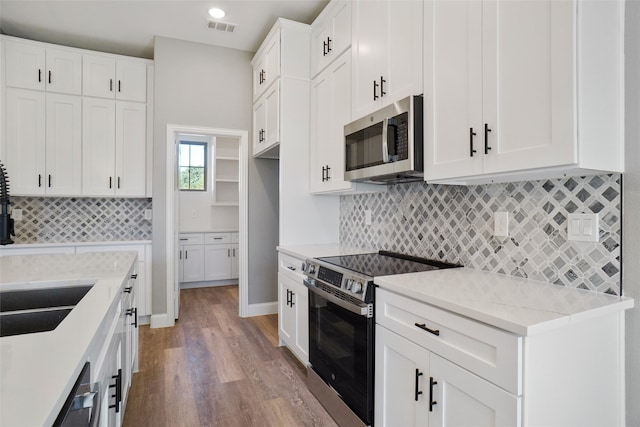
0, 285, 93, 337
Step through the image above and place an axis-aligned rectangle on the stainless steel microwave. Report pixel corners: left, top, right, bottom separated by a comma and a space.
344, 95, 423, 184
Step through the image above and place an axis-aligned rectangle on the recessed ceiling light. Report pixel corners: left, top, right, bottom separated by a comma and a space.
209, 8, 225, 19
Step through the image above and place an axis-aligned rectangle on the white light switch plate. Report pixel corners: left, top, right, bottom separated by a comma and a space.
144, 209, 153, 220
494, 211, 509, 237
12, 208, 22, 221
567, 213, 599, 242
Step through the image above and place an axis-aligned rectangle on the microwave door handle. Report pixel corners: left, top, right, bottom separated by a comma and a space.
382, 118, 389, 163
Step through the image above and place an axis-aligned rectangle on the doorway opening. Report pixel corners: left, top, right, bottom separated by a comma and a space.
165, 124, 249, 322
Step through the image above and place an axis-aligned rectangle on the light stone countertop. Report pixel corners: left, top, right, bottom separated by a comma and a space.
0, 251, 138, 426
277, 244, 375, 260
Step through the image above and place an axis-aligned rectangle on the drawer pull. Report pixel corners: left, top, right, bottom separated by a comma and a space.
415, 369, 423, 401
429, 377, 438, 412
287, 266, 296, 271
415, 322, 440, 336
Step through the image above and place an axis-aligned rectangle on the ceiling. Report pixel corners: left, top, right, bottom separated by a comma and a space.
0, 0, 330, 59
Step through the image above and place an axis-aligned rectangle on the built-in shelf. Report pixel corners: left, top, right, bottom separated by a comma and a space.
215, 177, 240, 183
216, 156, 239, 161
211, 201, 240, 207
213, 137, 240, 206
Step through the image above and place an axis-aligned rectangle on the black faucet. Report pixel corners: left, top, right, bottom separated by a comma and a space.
0, 161, 15, 245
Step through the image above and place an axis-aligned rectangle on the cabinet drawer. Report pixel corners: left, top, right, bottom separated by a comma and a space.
205, 232, 231, 245
179, 233, 204, 245
278, 252, 306, 281
376, 288, 522, 395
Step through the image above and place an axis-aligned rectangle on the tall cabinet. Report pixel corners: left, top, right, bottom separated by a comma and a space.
1, 36, 153, 198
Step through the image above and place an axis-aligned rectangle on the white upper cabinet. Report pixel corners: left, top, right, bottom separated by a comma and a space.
5, 40, 82, 94
83, 54, 147, 102
252, 80, 280, 158
82, 99, 146, 197
6, 88, 81, 196
310, 0, 352, 78
252, 31, 281, 102
352, 0, 423, 119
424, 0, 624, 184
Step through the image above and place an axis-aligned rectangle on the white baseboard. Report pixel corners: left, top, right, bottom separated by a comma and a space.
150, 313, 174, 329
246, 301, 278, 317
180, 280, 238, 289
138, 315, 151, 326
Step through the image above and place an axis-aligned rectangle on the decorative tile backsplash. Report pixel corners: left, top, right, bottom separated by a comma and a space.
340, 174, 621, 295
10, 197, 152, 243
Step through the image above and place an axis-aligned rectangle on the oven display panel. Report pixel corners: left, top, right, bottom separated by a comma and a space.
318, 267, 343, 288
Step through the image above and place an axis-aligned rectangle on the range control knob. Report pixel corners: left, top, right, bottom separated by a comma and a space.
352, 282, 363, 294
301, 262, 308, 272
345, 279, 353, 290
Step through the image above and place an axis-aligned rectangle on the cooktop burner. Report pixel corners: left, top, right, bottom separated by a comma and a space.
316, 250, 460, 278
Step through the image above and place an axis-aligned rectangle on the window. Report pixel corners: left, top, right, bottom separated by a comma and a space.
178, 141, 208, 191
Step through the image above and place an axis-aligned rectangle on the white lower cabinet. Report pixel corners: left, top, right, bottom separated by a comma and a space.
376, 325, 519, 427
178, 232, 239, 283
376, 287, 627, 427
277, 251, 309, 365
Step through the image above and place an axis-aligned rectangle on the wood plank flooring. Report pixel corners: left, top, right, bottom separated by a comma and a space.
123, 286, 338, 427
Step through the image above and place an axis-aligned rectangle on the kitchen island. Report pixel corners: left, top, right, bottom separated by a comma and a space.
0, 251, 138, 427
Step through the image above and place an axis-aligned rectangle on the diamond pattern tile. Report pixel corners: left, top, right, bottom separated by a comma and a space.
10, 197, 152, 243
340, 174, 621, 296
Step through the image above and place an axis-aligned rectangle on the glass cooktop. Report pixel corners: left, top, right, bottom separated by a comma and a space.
316, 251, 460, 278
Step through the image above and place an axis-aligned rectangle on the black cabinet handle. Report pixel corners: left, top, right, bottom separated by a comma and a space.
327, 37, 332, 53
108, 369, 122, 413
133, 307, 138, 328
321, 166, 326, 182
415, 369, 424, 401
233, 248, 236, 257
117, 177, 121, 189
179, 250, 182, 260
470, 128, 477, 157
109, 177, 112, 189
429, 377, 438, 412
131, 274, 138, 279
326, 165, 331, 181
48, 70, 52, 84
484, 123, 492, 154
290, 290, 295, 307
415, 322, 440, 336
380, 76, 386, 97
185, 250, 188, 260
110, 79, 113, 92
287, 266, 296, 271
124, 286, 132, 294
323, 40, 328, 56
118, 80, 121, 93
38, 174, 42, 187
38, 69, 42, 83
286, 289, 291, 306
373, 80, 379, 100
48, 174, 51, 188
228, 248, 231, 257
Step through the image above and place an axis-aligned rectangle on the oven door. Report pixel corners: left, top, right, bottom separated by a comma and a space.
307, 284, 374, 425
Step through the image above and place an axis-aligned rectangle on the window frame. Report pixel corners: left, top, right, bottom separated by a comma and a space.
178, 140, 209, 192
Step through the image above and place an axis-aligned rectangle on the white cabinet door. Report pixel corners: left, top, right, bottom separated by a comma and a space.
231, 244, 239, 279
278, 273, 296, 347
375, 325, 430, 427
5, 88, 46, 195
311, 0, 352, 77
204, 245, 232, 281
264, 81, 280, 150
83, 54, 116, 99
293, 282, 309, 364
424, 0, 484, 180
352, 0, 423, 118
115, 101, 146, 196
253, 31, 281, 101
481, 0, 574, 175
5, 40, 46, 91
178, 246, 185, 283
45, 94, 82, 195
182, 244, 205, 282
115, 59, 147, 102
46, 48, 82, 95
82, 97, 116, 196
352, 0, 385, 118
83, 55, 147, 102
310, 50, 353, 193
252, 95, 267, 156
429, 354, 520, 427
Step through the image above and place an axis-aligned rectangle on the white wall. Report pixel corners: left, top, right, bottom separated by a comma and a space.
152, 36, 279, 315
624, 2, 640, 425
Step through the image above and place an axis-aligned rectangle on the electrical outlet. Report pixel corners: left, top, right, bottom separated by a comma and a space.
494, 211, 509, 237
365, 210, 372, 226
144, 209, 153, 220
568, 213, 599, 242
12, 208, 22, 221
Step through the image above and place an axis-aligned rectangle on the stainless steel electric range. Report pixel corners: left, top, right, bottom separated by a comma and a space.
302, 251, 461, 427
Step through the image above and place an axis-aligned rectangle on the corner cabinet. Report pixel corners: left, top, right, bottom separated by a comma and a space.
277, 251, 309, 365
376, 287, 627, 427
310, 0, 352, 78
352, 0, 423, 119
251, 19, 311, 159
423, 0, 624, 184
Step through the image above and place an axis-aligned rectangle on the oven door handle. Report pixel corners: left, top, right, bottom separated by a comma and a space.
304, 278, 372, 317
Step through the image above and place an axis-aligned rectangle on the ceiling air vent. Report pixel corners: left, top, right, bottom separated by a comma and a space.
207, 20, 237, 33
